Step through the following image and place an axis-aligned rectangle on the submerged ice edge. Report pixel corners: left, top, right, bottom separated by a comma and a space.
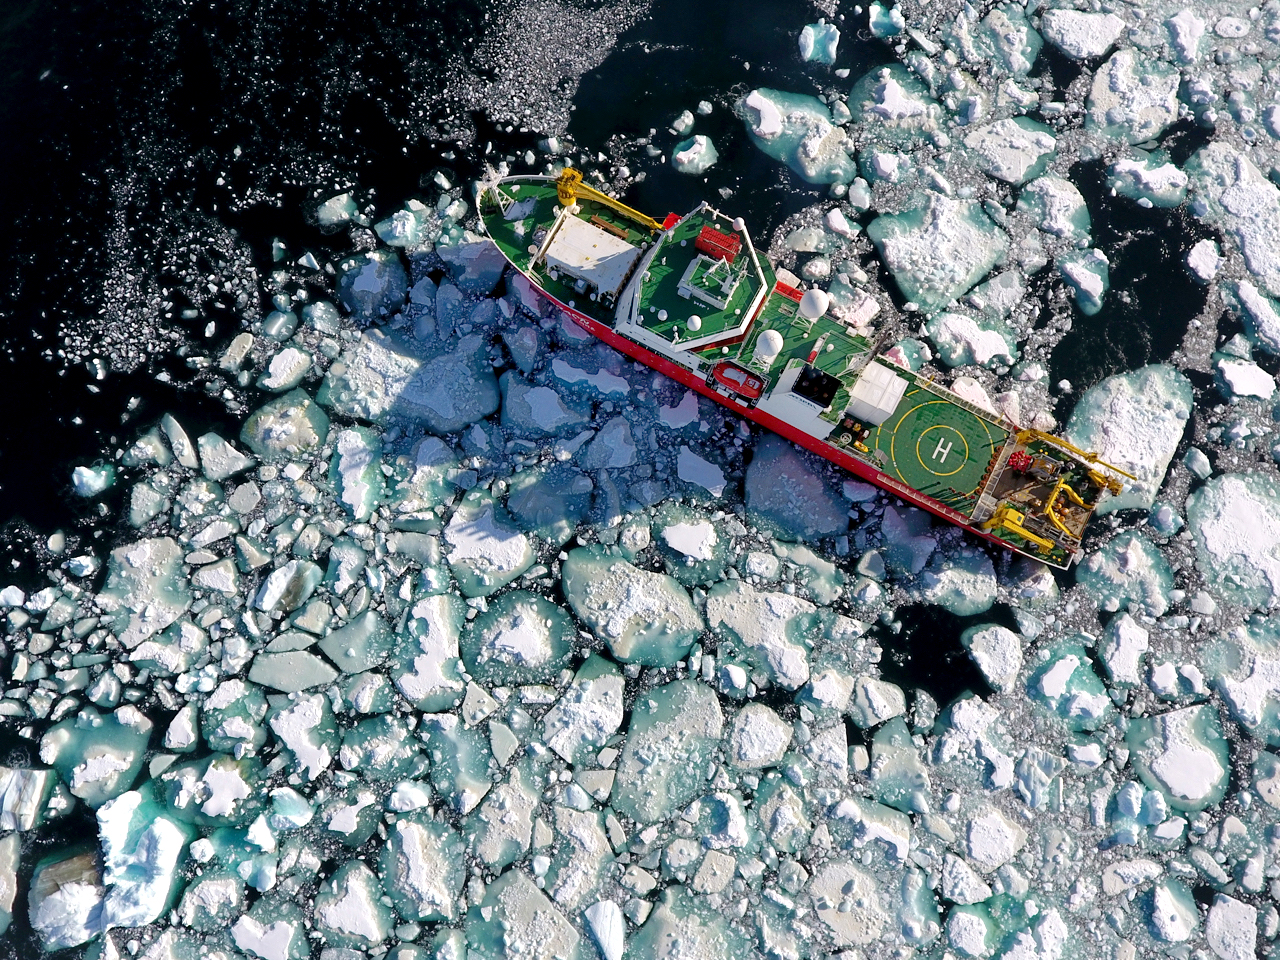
6, 1, 1280, 960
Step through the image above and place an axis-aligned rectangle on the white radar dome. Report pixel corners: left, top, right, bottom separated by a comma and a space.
732, 217, 746, 232
687, 315, 702, 332
754, 329, 785, 362
798, 288, 831, 320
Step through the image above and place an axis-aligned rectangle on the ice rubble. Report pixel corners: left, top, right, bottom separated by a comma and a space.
21, 3, 1280, 957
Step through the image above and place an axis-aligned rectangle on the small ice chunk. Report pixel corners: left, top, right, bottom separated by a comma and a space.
960, 624, 1022, 693
71, 464, 115, 498
798, 21, 840, 64
729, 703, 792, 768
671, 135, 719, 175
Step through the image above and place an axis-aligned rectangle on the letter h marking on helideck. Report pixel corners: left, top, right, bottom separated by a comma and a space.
932, 436, 953, 465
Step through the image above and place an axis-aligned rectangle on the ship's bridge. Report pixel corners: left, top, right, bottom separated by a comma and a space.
615, 204, 770, 354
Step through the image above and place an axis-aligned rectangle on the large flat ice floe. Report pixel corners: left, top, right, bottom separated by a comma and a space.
1063, 365, 1193, 514
320, 330, 500, 431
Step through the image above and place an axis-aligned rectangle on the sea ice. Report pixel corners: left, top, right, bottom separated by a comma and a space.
1217, 357, 1276, 399
437, 240, 507, 297
500, 373, 587, 436
737, 88, 857, 184
443, 491, 534, 596
612, 679, 722, 823
381, 817, 464, 922
96, 537, 191, 648
1063, 365, 1193, 514
962, 118, 1056, 185
1017, 176, 1091, 243
671, 135, 718, 175
1187, 473, 1280, 609
336, 249, 408, 321
798, 21, 840, 64
1040, 10, 1125, 59
867, 194, 1008, 313
1108, 155, 1188, 209
1077, 531, 1174, 617
705, 581, 814, 689
240, 389, 330, 461
28, 850, 103, 951
257, 346, 311, 392
960, 624, 1022, 692
1056, 248, 1110, 316
562, 547, 702, 665
1086, 50, 1180, 143
924, 312, 1016, 368
72, 464, 115, 497
459, 590, 574, 684
1186, 143, 1280, 303
1128, 704, 1229, 812
321, 331, 500, 432
41, 706, 153, 807
745, 433, 846, 537
97, 788, 191, 930
196, 432, 254, 481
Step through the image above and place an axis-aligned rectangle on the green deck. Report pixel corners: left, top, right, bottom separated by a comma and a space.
636, 213, 764, 344
867, 383, 1009, 513
724, 288, 872, 425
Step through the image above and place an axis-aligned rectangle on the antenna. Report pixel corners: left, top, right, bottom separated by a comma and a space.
476, 165, 513, 216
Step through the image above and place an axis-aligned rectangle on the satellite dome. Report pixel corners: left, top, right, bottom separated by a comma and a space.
687, 315, 702, 332
732, 217, 746, 232
754, 329, 785, 362
798, 288, 831, 320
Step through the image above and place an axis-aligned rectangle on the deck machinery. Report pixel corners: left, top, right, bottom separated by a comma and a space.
479, 170, 1131, 569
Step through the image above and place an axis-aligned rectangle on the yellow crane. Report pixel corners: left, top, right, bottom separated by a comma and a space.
1014, 428, 1135, 495
555, 169, 663, 233
981, 506, 1056, 555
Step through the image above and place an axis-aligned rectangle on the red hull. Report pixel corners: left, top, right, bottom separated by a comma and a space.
534, 280, 1024, 556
